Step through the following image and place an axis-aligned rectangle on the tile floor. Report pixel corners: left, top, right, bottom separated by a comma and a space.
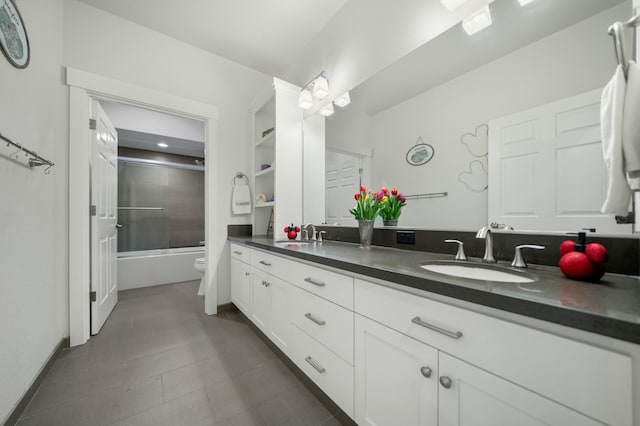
16, 281, 348, 426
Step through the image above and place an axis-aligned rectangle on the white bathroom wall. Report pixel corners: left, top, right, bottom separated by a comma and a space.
63, 0, 271, 305
0, 0, 67, 422
369, 3, 629, 230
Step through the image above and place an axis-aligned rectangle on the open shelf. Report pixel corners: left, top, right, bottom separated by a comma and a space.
255, 166, 274, 177
255, 130, 275, 148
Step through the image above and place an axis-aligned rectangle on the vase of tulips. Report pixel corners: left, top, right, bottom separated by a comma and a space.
349, 185, 383, 247
379, 187, 406, 226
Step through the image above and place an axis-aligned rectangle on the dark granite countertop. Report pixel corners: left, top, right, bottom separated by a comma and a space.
229, 236, 640, 344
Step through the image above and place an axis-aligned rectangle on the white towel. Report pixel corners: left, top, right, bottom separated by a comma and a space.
623, 61, 640, 187
232, 181, 251, 215
601, 65, 632, 215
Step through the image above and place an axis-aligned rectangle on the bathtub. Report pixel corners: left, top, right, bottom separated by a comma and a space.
117, 247, 205, 290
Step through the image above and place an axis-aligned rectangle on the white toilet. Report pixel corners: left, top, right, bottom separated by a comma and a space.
194, 257, 205, 295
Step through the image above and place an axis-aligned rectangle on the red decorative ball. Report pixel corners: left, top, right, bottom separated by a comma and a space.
559, 240, 576, 256
559, 252, 594, 280
585, 243, 608, 264
287, 230, 298, 240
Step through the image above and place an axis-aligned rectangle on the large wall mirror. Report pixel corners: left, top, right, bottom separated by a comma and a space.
322, 0, 636, 235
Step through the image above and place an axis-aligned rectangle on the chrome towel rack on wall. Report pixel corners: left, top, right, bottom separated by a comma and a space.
0, 132, 55, 174
608, 14, 640, 79
404, 191, 448, 200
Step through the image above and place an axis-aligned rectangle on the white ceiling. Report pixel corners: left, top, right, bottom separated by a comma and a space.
75, 0, 350, 76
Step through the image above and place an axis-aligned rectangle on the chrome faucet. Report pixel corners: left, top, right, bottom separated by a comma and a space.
302, 223, 316, 241
476, 226, 496, 263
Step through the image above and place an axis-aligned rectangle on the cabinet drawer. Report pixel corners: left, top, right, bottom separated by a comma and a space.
355, 279, 633, 426
291, 324, 354, 419
291, 286, 354, 365
250, 249, 285, 276
230, 243, 251, 263
281, 259, 354, 309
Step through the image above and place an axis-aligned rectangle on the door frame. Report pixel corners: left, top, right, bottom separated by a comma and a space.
67, 67, 219, 346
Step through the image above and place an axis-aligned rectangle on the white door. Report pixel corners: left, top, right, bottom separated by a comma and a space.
267, 276, 292, 355
488, 89, 632, 234
355, 315, 438, 426
251, 271, 269, 334
90, 101, 119, 335
438, 353, 603, 426
326, 151, 360, 226
230, 258, 252, 316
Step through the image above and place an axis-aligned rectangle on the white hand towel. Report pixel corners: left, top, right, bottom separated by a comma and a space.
232, 182, 251, 215
623, 61, 640, 187
601, 65, 632, 215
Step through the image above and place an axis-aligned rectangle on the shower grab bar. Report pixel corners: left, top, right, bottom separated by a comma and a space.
1, 132, 55, 174
117, 207, 165, 210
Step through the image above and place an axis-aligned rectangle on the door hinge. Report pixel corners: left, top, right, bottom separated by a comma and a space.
89, 119, 97, 130
90, 291, 97, 302
90, 205, 97, 216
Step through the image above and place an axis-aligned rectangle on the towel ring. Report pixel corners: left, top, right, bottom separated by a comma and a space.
234, 172, 249, 185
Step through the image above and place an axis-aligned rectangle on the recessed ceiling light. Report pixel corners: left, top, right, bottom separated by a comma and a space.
157, 142, 169, 148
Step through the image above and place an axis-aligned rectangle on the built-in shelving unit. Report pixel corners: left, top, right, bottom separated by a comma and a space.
249, 78, 303, 238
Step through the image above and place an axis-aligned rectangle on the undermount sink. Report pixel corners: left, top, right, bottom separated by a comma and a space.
420, 261, 537, 283
275, 240, 316, 245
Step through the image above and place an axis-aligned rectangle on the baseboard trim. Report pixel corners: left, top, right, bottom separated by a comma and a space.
3, 337, 70, 426
237, 311, 356, 426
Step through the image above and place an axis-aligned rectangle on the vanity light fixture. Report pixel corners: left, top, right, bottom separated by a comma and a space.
318, 102, 335, 117
157, 142, 169, 148
334, 92, 351, 108
517, 0, 535, 5
298, 88, 314, 110
462, 5, 492, 35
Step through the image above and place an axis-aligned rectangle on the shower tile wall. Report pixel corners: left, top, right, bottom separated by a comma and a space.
118, 147, 204, 252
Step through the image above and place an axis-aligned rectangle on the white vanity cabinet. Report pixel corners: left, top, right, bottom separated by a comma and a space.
354, 279, 633, 426
230, 243, 252, 317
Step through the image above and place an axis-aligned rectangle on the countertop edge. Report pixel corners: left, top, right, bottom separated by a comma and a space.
230, 238, 640, 345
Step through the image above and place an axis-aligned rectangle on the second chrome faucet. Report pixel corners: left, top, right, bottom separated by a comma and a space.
476, 225, 496, 263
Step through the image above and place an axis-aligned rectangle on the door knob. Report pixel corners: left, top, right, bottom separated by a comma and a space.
115, 223, 123, 229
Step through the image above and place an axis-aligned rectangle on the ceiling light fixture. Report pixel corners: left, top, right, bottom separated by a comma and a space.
517, 0, 535, 5
157, 142, 169, 148
440, 0, 470, 11
312, 75, 330, 100
318, 103, 335, 117
334, 92, 351, 108
298, 88, 314, 110
462, 5, 492, 35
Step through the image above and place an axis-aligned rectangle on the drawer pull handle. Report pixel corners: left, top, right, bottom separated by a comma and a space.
439, 376, 453, 389
304, 313, 326, 326
259, 260, 271, 266
420, 366, 432, 378
411, 316, 463, 340
304, 277, 325, 287
305, 356, 326, 374
262, 280, 270, 287
233, 251, 243, 255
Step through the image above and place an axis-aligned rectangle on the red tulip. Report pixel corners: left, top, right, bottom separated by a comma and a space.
380, 187, 389, 195
360, 185, 366, 193
391, 188, 398, 196
355, 193, 361, 201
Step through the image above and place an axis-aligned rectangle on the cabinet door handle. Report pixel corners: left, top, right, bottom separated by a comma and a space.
420, 366, 432, 378
259, 260, 271, 266
233, 251, 243, 255
304, 277, 325, 287
411, 316, 463, 340
304, 356, 326, 374
439, 376, 453, 389
261, 280, 270, 287
304, 313, 326, 326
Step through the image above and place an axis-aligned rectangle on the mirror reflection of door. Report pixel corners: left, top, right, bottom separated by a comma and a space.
326, 150, 364, 226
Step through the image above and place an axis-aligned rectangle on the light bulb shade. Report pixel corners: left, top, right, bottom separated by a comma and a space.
440, 0, 470, 11
334, 92, 351, 108
298, 88, 314, 109
517, 0, 535, 5
462, 5, 492, 35
318, 102, 335, 117
312, 76, 330, 100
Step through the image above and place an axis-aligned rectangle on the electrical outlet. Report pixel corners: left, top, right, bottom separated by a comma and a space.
397, 231, 416, 245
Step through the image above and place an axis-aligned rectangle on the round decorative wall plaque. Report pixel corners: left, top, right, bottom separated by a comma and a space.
406, 137, 434, 166
0, 0, 30, 69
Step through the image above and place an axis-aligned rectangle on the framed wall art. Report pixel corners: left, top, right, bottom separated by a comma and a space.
406, 136, 434, 166
0, 0, 30, 69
